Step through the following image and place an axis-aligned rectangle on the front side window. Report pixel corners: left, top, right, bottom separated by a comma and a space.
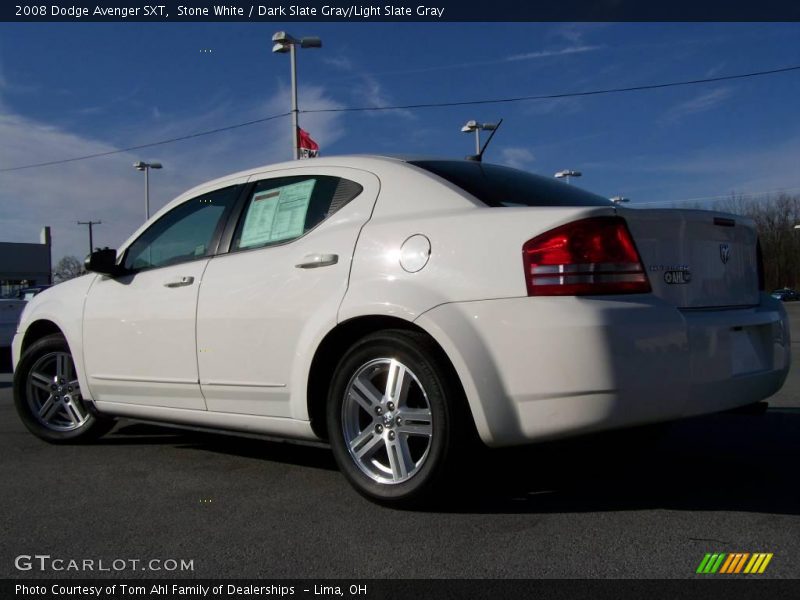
123, 185, 240, 271
233, 176, 363, 251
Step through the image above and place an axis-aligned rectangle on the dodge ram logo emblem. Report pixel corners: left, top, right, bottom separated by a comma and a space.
720, 243, 731, 264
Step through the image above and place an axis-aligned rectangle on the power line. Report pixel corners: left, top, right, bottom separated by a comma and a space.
301, 64, 800, 114
2, 64, 800, 173
0, 113, 290, 173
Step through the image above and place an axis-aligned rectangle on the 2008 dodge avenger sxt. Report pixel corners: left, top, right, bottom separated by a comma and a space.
12, 155, 790, 504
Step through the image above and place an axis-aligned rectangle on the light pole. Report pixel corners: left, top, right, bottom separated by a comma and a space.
272, 31, 322, 160
461, 120, 498, 155
77, 220, 101, 255
555, 169, 582, 184
133, 161, 162, 221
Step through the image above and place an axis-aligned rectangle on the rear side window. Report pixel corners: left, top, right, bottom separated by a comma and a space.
232, 175, 362, 251
410, 160, 610, 207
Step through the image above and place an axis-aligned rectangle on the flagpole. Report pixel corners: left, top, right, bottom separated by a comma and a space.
290, 43, 299, 160
272, 32, 321, 160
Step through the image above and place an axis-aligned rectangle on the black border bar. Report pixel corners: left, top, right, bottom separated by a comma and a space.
5, 579, 800, 600
5, 0, 800, 22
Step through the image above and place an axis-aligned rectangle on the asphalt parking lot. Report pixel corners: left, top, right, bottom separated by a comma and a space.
1, 305, 798, 579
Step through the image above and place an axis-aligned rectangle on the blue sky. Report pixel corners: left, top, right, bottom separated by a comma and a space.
1, 22, 799, 262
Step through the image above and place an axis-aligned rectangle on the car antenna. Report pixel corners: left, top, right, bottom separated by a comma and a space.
466, 119, 503, 162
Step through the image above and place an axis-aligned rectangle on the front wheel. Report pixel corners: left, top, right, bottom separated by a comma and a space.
327, 330, 466, 506
13, 333, 115, 443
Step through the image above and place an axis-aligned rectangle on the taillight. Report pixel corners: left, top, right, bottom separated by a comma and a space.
522, 217, 651, 296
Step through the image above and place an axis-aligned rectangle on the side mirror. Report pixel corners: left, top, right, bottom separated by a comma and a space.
84, 248, 121, 276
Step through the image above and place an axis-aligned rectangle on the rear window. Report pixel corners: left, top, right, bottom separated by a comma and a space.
410, 160, 610, 207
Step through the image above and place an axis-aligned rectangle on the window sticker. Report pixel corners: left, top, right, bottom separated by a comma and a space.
240, 179, 315, 248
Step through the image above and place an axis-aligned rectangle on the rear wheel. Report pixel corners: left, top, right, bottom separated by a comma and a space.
14, 334, 114, 443
327, 329, 466, 506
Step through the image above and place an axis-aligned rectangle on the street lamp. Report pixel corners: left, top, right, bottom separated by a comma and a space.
133, 161, 162, 221
555, 169, 582, 184
272, 31, 322, 160
461, 120, 498, 155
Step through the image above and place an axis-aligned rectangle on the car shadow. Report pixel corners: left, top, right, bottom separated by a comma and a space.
438, 408, 800, 516
103, 422, 339, 471
100, 408, 799, 515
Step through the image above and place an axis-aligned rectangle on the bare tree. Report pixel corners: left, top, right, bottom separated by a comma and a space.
53, 256, 85, 283
715, 193, 800, 290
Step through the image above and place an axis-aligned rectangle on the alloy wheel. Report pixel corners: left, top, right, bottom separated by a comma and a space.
341, 357, 433, 484
25, 351, 89, 432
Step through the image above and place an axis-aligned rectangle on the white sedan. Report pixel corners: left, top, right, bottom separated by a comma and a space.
12, 155, 791, 504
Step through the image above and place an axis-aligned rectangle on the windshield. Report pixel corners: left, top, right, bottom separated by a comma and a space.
410, 160, 611, 208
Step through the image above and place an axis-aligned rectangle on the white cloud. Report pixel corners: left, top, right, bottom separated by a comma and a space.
322, 56, 354, 71
549, 23, 610, 46
660, 87, 732, 124
579, 133, 800, 206
0, 112, 148, 263
0, 79, 346, 264
522, 96, 584, 116
315, 56, 414, 119
506, 45, 604, 62
353, 75, 414, 120
499, 147, 536, 170
329, 45, 604, 80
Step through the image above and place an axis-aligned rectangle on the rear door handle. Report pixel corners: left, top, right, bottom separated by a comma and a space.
295, 253, 339, 269
163, 276, 195, 288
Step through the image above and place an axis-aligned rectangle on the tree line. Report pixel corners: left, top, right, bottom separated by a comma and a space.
715, 193, 800, 291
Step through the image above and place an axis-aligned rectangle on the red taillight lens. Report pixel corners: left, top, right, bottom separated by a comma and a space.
522, 217, 651, 296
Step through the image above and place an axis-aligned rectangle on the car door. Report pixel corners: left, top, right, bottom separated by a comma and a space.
82, 183, 243, 409
196, 166, 379, 418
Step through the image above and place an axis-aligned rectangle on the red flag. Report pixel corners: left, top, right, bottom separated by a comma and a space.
297, 127, 319, 159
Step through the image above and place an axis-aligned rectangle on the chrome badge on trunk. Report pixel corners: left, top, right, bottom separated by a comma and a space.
720, 243, 731, 264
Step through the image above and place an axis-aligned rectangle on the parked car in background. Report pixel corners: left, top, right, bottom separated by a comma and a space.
1, 298, 26, 348
771, 288, 800, 302
11, 155, 791, 505
16, 285, 52, 301
1, 286, 52, 348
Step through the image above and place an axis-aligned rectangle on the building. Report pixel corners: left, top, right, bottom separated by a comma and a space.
0, 227, 52, 297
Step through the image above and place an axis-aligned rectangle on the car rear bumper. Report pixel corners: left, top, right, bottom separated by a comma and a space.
416, 293, 790, 446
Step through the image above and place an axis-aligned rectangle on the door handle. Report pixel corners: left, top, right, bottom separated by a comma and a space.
295, 253, 339, 269
163, 276, 195, 288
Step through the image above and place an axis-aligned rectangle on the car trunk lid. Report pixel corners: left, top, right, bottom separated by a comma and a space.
619, 207, 760, 308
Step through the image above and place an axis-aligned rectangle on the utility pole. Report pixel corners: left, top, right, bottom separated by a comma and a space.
77, 220, 102, 255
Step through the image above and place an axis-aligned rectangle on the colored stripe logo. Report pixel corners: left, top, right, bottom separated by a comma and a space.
696, 553, 773, 574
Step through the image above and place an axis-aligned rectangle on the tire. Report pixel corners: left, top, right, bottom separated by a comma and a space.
13, 333, 115, 444
327, 329, 467, 506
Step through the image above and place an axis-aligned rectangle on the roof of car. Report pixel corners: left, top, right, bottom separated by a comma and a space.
179, 154, 458, 198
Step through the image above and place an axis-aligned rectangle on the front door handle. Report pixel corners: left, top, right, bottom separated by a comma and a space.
163, 276, 195, 288
295, 254, 339, 269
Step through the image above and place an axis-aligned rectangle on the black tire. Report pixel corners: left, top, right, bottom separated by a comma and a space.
13, 333, 115, 444
326, 329, 469, 507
